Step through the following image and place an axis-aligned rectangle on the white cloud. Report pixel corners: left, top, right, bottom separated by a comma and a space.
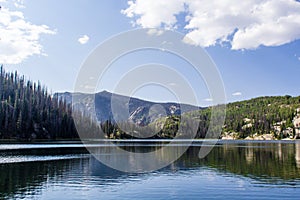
147, 29, 164, 36
298, 57, 300, 61
78, 35, 89, 44
14, 0, 25, 9
122, 0, 184, 29
122, 0, 300, 50
0, 3, 56, 64
232, 92, 242, 96
204, 98, 213, 102
1, 0, 25, 8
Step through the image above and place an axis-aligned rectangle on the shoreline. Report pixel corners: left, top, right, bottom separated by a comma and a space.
0, 138, 299, 145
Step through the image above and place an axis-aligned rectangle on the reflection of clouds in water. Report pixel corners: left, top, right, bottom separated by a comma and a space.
236, 180, 246, 191
245, 148, 254, 164
0, 155, 85, 164
296, 142, 300, 168
206, 172, 217, 182
277, 143, 282, 161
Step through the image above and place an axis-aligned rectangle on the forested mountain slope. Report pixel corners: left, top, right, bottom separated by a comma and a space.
222, 96, 300, 139
1, 65, 299, 140
0, 66, 78, 140
175, 96, 300, 140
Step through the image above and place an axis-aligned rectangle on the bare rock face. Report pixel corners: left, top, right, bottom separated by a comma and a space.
293, 115, 300, 139
129, 106, 147, 126
55, 91, 200, 126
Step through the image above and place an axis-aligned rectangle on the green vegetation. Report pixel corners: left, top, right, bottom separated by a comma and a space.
0, 65, 299, 140
103, 96, 300, 139
222, 96, 300, 139
0, 65, 79, 140
161, 96, 300, 139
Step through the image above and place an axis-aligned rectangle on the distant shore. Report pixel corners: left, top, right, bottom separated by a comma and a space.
221, 131, 300, 141
0, 138, 299, 144
0, 139, 83, 144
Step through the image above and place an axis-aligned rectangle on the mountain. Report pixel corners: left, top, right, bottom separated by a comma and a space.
54, 91, 201, 126
55, 92, 300, 140
180, 95, 300, 140
1, 62, 299, 141
221, 95, 300, 139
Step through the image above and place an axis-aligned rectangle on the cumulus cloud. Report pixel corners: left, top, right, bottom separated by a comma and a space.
232, 92, 242, 96
122, 0, 300, 50
78, 35, 90, 44
122, 0, 184, 29
14, 0, 25, 9
0, 2, 56, 64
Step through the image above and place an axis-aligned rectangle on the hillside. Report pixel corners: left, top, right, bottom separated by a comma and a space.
96, 95, 300, 139
153, 95, 300, 140
222, 96, 300, 139
55, 91, 200, 126
0, 66, 80, 140
1, 65, 300, 140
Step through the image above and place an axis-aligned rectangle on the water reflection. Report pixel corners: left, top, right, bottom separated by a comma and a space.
0, 141, 299, 199
296, 142, 300, 168
90, 142, 189, 172
0, 158, 83, 199
197, 142, 300, 182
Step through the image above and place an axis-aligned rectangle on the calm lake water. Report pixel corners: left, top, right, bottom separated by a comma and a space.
0, 141, 300, 199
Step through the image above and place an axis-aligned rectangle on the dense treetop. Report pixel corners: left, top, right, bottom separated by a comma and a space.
0, 66, 78, 140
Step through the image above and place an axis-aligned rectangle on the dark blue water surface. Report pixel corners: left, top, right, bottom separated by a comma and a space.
0, 141, 300, 199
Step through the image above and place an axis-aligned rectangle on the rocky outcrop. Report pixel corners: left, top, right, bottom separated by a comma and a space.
221, 132, 239, 140
55, 91, 200, 126
244, 133, 275, 140
293, 111, 300, 139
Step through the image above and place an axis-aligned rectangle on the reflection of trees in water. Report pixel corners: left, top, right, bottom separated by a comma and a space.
1, 142, 300, 199
91, 142, 300, 179
296, 142, 300, 168
90, 142, 189, 172
178, 143, 300, 182
0, 157, 92, 199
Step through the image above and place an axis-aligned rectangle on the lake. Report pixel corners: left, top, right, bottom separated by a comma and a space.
0, 141, 300, 199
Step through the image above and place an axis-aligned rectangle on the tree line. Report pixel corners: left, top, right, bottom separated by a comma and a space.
100, 96, 300, 139
0, 66, 78, 140
1, 65, 299, 140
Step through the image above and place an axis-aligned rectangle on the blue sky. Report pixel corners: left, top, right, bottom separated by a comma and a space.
1, 0, 300, 106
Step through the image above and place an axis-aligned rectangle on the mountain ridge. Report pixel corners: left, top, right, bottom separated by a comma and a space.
54, 90, 201, 126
